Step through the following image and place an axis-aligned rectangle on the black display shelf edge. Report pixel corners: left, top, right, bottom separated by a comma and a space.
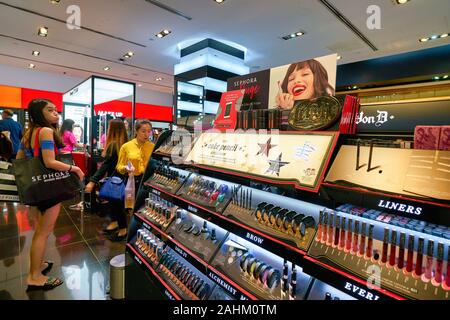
144, 182, 307, 265
125, 244, 181, 300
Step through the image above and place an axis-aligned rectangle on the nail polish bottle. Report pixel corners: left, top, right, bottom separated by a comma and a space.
397, 233, 406, 270
345, 218, 353, 252
358, 222, 366, 256
413, 238, 424, 278
443, 246, 450, 291
366, 224, 374, 260
333, 215, 340, 247
431, 242, 444, 286
317, 211, 323, 242
352, 220, 359, 254
327, 213, 334, 246
422, 240, 434, 282
322, 212, 328, 244
405, 234, 415, 273
381, 228, 389, 264
339, 217, 346, 249
388, 229, 397, 267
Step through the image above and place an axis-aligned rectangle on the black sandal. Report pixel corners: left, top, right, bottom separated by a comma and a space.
41, 261, 54, 275
26, 277, 64, 291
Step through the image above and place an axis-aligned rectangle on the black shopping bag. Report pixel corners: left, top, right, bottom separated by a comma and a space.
11, 128, 81, 206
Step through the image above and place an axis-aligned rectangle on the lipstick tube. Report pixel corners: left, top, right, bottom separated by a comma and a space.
405, 234, 415, 273
432, 242, 444, 286
443, 246, 450, 290
345, 218, 353, 252
359, 222, 366, 256
413, 238, 424, 277
352, 220, 359, 254
388, 229, 397, 267
333, 215, 340, 247
381, 228, 389, 264
322, 212, 328, 244
289, 264, 297, 300
316, 211, 323, 242
397, 232, 406, 270
422, 240, 434, 282
327, 213, 334, 246
366, 224, 374, 259
339, 217, 346, 249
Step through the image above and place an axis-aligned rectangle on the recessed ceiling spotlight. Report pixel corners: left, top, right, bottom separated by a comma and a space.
156, 77, 163, 81
32, 50, 40, 56
50, 0, 61, 4
433, 76, 440, 80
38, 27, 48, 37
337, 55, 342, 60
156, 29, 171, 38
419, 32, 449, 43
352, 85, 358, 89
28, 63, 35, 69
138, 84, 142, 87
430, 35, 439, 40
282, 31, 305, 40
214, 0, 225, 3
419, 37, 429, 42
395, 0, 410, 4
126, 51, 134, 57
103, 66, 110, 71
440, 33, 448, 38
443, 75, 449, 79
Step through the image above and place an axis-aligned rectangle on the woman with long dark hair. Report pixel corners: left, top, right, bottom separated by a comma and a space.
84, 119, 128, 233
60, 119, 84, 153
16, 99, 84, 290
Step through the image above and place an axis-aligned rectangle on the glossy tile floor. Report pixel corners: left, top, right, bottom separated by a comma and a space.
0, 200, 126, 300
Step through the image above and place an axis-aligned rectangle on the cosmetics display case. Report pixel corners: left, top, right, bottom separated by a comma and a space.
126, 106, 449, 300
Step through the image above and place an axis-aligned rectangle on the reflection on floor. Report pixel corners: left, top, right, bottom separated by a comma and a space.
0, 199, 126, 300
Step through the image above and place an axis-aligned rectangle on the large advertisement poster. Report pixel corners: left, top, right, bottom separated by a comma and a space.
268, 54, 337, 110
227, 53, 337, 111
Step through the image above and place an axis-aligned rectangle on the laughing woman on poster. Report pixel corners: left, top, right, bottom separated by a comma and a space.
276, 59, 335, 109
16, 99, 84, 291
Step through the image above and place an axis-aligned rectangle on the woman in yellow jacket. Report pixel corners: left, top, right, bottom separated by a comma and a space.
109, 119, 154, 241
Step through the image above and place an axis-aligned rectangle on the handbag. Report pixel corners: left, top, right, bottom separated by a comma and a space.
12, 128, 81, 206
99, 175, 125, 202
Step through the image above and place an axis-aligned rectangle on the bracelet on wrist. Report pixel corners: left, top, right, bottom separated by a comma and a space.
69, 165, 72, 172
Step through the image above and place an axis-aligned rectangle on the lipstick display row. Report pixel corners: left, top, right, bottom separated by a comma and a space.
143, 195, 175, 227
151, 164, 186, 188
158, 251, 211, 300
136, 228, 165, 263
317, 213, 450, 290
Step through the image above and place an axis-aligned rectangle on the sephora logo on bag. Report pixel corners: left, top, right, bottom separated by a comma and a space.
31, 171, 71, 183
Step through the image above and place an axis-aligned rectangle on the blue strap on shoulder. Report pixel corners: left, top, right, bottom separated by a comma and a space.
41, 140, 55, 151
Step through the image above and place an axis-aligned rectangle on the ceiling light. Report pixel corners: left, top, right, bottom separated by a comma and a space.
433, 76, 440, 80
32, 50, 40, 56
431, 35, 439, 40
126, 51, 134, 57
419, 37, 429, 42
214, 0, 225, 3
443, 75, 449, 79
395, 0, 410, 4
28, 63, 35, 69
103, 66, 110, 71
138, 84, 142, 87
156, 29, 171, 38
440, 33, 449, 38
337, 55, 342, 60
50, 0, 61, 4
282, 31, 305, 40
156, 77, 163, 81
38, 27, 48, 37
352, 86, 358, 89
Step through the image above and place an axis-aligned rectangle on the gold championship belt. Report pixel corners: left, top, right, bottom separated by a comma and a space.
288, 96, 342, 131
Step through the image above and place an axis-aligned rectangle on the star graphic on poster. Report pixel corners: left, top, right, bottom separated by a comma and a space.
257, 138, 277, 157
265, 153, 290, 176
